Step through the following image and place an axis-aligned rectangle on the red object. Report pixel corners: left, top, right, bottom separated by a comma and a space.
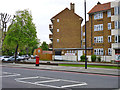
88, 2, 111, 14
36, 56, 39, 66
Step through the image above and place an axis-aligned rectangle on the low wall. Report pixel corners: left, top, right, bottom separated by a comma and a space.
62, 55, 77, 61
87, 55, 112, 62
53, 55, 77, 61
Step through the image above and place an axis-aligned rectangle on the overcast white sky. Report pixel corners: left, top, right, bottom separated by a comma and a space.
0, 0, 113, 44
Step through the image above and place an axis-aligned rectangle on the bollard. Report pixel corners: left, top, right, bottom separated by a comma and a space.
36, 56, 39, 66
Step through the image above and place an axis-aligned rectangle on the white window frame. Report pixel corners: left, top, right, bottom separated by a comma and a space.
94, 48, 103, 55
94, 12, 103, 20
57, 19, 59, 22
57, 39, 59, 42
114, 7, 119, 15
115, 35, 120, 43
108, 36, 112, 42
94, 24, 103, 31
83, 39, 85, 42
107, 10, 111, 17
108, 23, 111, 30
108, 48, 112, 55
94, 36, 103, 43
57, 29, 59, 32
83, 32, 85, 36
115, 21, 120, 29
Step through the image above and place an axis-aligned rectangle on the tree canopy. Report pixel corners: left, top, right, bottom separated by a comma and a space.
3, 9, 38, 60
40, 41, 48, 51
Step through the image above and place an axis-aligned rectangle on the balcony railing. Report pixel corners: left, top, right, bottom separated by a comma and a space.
48, 43, 53, 50
49, 24, 53, 33
49, 34, 53, 41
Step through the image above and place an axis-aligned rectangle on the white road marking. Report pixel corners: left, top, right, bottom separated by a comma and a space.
34, 79, 61, 84
15, 78, 61, 88
1, 72, 20, 77
16, 76, 39, 80
61, 83, 87, 88
15, 76, 87, 88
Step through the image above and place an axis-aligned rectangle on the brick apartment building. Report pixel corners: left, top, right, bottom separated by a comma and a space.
111, 0, 120, 61
49, 1, 120, 62
82, 1, 120, 62
49, 3, 83, 61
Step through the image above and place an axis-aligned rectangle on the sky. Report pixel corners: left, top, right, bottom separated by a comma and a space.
0, 0, 114, 44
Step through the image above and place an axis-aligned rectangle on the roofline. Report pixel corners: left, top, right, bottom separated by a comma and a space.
53, 48, 93, 50
88, 8, 112, 14
88, 2, 111, 14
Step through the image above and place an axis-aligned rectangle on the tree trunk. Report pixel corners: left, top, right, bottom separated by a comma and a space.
15, 44, 18, 62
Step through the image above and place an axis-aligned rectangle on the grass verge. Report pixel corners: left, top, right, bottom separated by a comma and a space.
59, 64, 120, 69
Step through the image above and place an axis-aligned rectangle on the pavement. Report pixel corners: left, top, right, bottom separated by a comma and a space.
1, 62, 120, 76
26, 59, 119, 66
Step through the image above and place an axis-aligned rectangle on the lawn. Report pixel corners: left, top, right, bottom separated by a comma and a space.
59, 64, 120, 69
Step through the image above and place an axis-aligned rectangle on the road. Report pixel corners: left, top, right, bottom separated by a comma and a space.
1, 65, 119, 89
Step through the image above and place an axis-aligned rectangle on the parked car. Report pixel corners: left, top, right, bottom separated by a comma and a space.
17, 56, 25, 60
1, 56, 10, 61
8, 56, 21, 61
24, 55, 30, 60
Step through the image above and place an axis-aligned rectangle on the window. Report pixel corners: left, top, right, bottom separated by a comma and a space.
108, 23, 111, 30
94, 12, 103, 20
83, 39, 85, 42
94, 48, 104, 55
94, 37, 97, 43
57, 39, 59, 42
57, 19, 59, 22
57, 29, 59, 32
108, 48, 112, 55
94, 24, 103, 31
115, 21, 120, 29
114, 7, 120, 15
115, 35, 120, 43
94, 36, 103, 43
107, 10, 111, 17
83, 32, 85, 36
108, 36, 112, 42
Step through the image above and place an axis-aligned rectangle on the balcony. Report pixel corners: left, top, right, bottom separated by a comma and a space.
111, 29, 120, 35
49, 34, 53, 41
48, 43, 53, 50
49, 24, 53, 33
111, 15, 120, 21
112, 43, 120, 49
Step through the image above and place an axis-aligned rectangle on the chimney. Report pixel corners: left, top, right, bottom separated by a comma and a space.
70, 3, 75, 12
97, 1, 101, 5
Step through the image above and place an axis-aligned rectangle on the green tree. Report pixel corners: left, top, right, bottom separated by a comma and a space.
3, 9, 38, 61
40, 41, 48, 50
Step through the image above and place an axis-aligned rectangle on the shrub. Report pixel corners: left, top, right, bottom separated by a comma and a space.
80, 55, 85, 62
97, 56, 101, 62
91, 55, 96, 62
80, 55, 88, 62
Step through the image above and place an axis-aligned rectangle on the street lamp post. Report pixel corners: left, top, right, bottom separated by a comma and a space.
84, 0, 87, 69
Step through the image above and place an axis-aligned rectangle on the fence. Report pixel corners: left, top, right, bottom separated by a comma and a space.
38, 54, 52, 61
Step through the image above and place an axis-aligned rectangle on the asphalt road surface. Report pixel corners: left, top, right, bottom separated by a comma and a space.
1, 66, 119, 90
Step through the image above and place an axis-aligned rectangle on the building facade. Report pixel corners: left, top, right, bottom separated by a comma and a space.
82, 1, 120, 62
111, 0, 120, 61
49, 3, 83, 61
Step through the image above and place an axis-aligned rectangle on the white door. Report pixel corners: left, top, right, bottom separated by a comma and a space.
78, 50, 83, 61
